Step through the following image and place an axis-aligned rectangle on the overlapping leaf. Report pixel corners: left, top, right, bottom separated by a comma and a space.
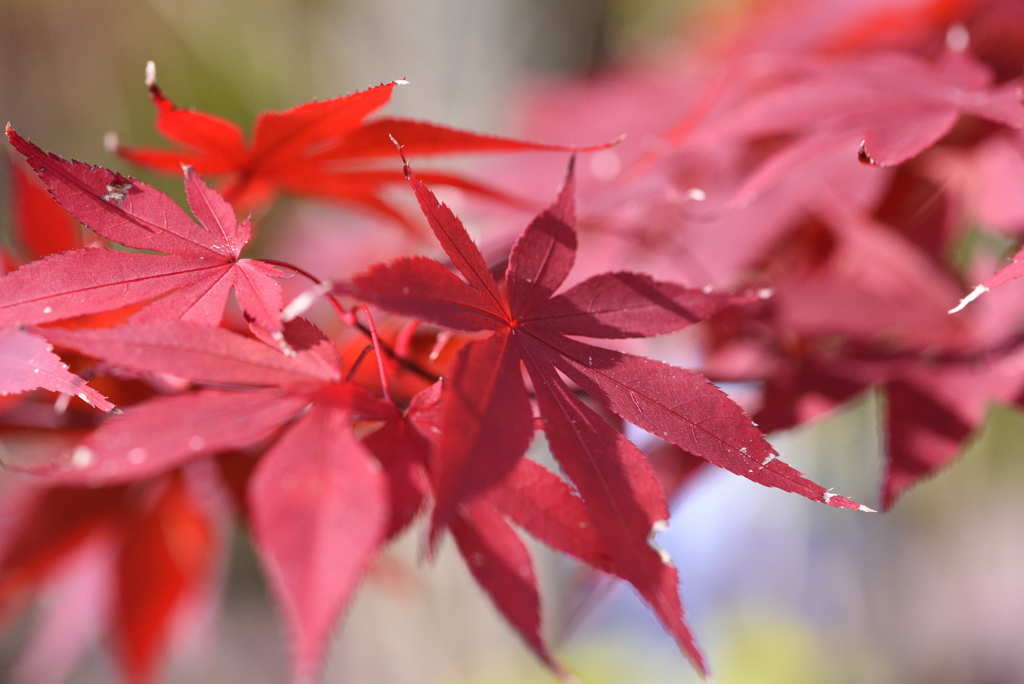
9, 159, 81, 259
37, 317, 404, 682
0, 327, 112, 411
2, 127, 284, 332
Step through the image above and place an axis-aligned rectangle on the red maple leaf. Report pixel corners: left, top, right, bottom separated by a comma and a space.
110, 62, 579, 224
2, 127, 284, 333
340, 152, 871, 674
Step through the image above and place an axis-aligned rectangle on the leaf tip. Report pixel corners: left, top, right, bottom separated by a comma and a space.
555, 666, 582, 684
576, 133, 627, 152
949, 284, 989, 313
144, 60, 157, 88
858, 504, 877, 513
857, 140, 895, 168
392, 78, 410, 86
4, 122, 12, 139
389, 134, 411, 177
857, 140, 873, 165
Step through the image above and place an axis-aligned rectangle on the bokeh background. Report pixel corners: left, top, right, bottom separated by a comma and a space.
3, 1, 1024, 683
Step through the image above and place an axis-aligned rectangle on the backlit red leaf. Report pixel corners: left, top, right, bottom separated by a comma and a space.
9, 160, 81, 259
4, 128, 283, 331
115, 476, 215, 684
114, 65, 575, 221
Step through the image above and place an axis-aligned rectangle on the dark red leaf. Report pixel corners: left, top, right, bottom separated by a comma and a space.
449, 499, 564, 674
346, 158, 867, 673
520, 353, 706, 676
525, 272, 755, 338
506, 162, 577, 318
429, 330, 534, 533
403, 162, 509, 317
491, 458, 614, 573
882, 380, 973, 509
344, 257, 505, 331
538, 332, 866, 511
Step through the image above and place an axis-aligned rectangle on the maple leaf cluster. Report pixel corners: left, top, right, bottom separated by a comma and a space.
516, 0, 1024, 510
3, 0, 1024, 681
0, 63, 865, 680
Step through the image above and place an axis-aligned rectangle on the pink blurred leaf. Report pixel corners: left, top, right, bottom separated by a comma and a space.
0, 327, 112, 411
249, 406, 387, 683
